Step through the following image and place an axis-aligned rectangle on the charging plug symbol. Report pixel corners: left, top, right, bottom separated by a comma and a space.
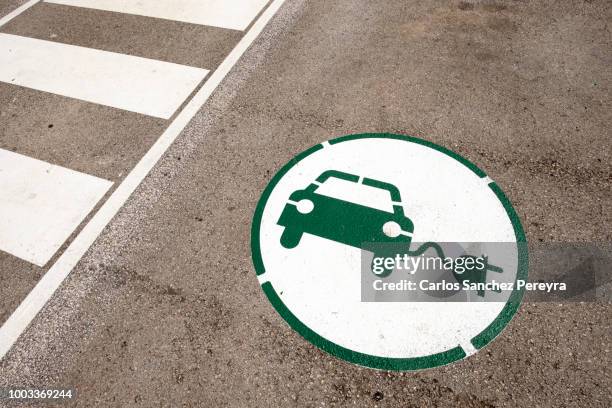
452, 255, 504, 297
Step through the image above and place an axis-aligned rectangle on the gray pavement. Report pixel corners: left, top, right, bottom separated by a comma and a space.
0, 0, 611, 407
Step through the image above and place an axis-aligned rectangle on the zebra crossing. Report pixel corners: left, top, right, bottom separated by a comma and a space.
0, 149, 112, 266
0, 0, 286, 359
0, 0, 272, 268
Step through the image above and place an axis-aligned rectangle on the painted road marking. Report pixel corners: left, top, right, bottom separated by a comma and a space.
0, 0, 287, 360
45, 0, 270, 31
251, 135, 526, 370
0, 34, 209, 119
0, 149, 112, 267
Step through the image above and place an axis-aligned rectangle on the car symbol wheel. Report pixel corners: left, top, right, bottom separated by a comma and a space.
296, 199, 314, 214
382, 221, 401, 238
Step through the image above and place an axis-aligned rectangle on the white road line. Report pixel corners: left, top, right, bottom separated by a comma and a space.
0, 34, 209, 119
0, 0, 287, 360
0, 149, 112, 267
45, 0, 270, 31
0, 0, 40, 27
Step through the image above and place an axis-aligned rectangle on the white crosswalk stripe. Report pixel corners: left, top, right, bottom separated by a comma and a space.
0, 148, 112, 267
0, 33, 209, 119
45, 0, 270, 30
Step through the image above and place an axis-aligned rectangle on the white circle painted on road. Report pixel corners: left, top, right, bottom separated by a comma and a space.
251, 134, 527, 370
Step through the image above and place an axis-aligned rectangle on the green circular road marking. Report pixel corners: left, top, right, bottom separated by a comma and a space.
251, 133, 528, 371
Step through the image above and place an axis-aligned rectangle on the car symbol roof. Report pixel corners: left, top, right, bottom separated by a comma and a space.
314, 170, 403, 203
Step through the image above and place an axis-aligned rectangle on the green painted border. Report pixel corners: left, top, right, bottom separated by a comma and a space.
250, 133, 528, 371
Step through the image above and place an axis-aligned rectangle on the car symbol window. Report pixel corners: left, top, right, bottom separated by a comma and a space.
314, 172, 398, 213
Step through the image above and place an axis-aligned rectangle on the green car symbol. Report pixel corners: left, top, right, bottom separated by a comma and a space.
277, 170, 414, 275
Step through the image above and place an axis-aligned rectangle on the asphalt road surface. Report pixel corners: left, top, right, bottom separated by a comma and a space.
0, 0, 610, 407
